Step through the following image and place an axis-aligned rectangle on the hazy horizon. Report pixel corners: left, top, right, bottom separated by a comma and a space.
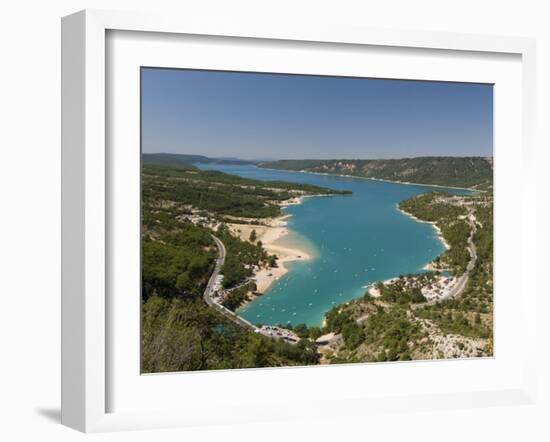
143, 151, 493, 162
142, 68, 493, 160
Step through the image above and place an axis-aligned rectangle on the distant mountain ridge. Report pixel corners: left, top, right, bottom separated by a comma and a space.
142, 153, 493, 189
142, 153, 255, 168
258, 157, 493, 189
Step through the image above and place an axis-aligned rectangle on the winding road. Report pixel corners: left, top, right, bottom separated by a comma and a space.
203, 235, 257, 331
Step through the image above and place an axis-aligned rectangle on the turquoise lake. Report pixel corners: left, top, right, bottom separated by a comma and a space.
196, 163, 470, 326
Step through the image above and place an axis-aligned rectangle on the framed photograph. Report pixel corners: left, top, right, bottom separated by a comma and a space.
61, 9, 538, 432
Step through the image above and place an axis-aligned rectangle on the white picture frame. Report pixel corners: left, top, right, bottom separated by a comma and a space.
61, 9, 537, 433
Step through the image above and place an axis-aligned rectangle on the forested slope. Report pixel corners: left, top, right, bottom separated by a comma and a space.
259, 157, 493, 189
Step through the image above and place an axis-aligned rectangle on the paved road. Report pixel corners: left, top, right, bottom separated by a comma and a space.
204, 237, 299, 342
203, 235, 226, 305
430, 212, 478, 304
203, 235, 257, 331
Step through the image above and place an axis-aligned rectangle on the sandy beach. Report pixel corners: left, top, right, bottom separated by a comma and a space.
367, 277, 399, 298
226, 202, 311, 298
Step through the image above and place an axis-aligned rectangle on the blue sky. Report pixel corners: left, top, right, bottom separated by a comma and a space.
141, 68, 493, 160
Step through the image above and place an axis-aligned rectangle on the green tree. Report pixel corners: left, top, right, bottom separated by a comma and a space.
342, 322, 365, 350
293, 323, 309, 339
268, 254, 278, 268
308, 326, 323, 340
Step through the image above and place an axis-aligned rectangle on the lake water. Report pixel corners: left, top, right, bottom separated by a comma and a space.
196, 163, 469, 326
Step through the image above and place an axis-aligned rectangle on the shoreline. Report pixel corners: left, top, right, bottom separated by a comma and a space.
397, 205, 451, 252
257, 165, 481, 192
254, 215, 312, 294
366, 277, 400, 298
396, 205, 451, 273
226, 197, 313, 309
